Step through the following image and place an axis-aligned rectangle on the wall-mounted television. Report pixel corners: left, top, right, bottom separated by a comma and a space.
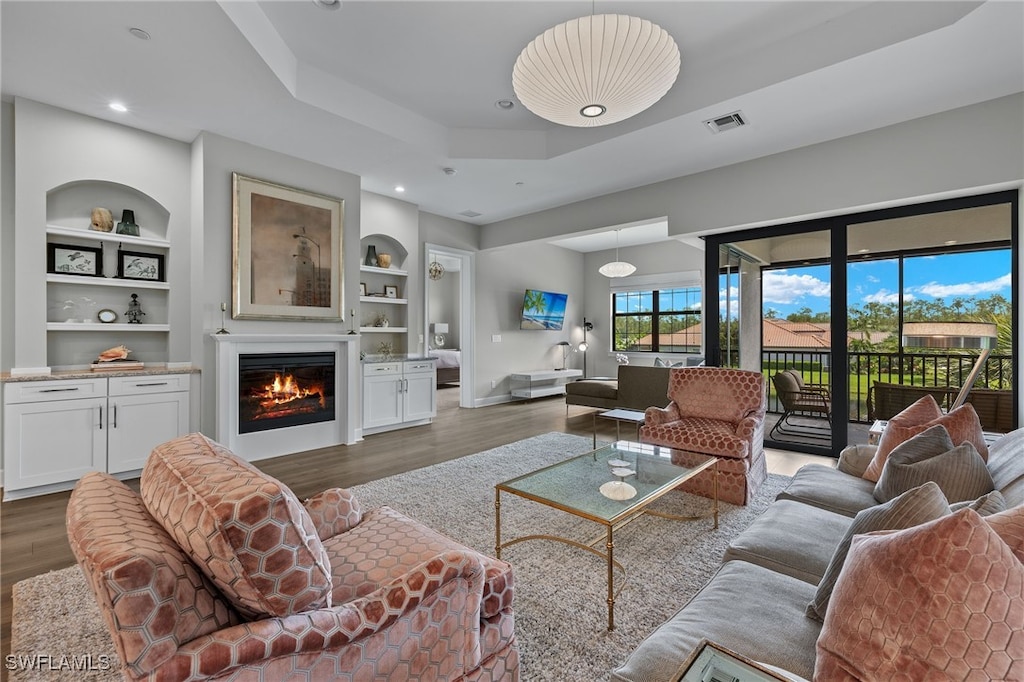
520, 289, 568, 330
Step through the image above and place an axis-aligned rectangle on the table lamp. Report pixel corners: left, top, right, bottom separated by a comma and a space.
556, 341, 571, 370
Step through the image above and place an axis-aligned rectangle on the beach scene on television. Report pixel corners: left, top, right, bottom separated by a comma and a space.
521, 289, 568, 330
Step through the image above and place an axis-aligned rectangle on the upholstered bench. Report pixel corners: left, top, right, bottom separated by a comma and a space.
564, 365, 670, 412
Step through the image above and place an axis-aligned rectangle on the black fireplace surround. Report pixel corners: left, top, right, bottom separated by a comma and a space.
238, 352, 335, 434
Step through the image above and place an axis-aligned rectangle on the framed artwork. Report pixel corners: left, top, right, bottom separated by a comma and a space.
47, 243, 103, 277
117, 250, 164, 281
360, 282, 367, 297
232, 173, 345, 320
384, 285, 399, 299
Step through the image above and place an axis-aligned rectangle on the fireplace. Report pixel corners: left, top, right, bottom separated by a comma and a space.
238, 352, 335, 434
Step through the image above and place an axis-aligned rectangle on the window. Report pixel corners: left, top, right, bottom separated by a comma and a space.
612, 286, 702, 353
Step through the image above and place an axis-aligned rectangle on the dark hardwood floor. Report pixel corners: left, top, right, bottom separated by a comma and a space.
0, 389, 604, 668
0, 387, 831, 673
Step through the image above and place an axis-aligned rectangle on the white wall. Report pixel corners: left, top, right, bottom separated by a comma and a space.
193, 132, 362, 436
361, 191, 421, 355
1, 100, 14, 372
481, 94, 1024, 247
474, 244, 585, 404
581, 238, 707, 378
10, 98, 192, 370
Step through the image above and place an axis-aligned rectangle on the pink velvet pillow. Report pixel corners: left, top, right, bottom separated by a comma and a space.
863, 398, 987, 482
985, 505, 1024, 563
815, 509, 1024, 681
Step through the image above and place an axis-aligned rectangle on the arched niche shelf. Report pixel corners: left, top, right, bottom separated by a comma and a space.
360, 233, 409, 271
46, 179, 170, 240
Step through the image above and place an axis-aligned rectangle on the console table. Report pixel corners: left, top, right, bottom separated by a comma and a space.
510, 369, 583, 400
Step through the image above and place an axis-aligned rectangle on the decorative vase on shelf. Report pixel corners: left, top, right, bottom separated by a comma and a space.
116, 209, 140, 237
377, 253, 392, 269
364, 245, 378, 267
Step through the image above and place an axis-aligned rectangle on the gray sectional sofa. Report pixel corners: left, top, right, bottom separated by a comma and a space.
611, 426, 1024, 681
564, 365, 670, 412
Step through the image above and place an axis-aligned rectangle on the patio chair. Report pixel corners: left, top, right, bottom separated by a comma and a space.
769, 370, 832, 441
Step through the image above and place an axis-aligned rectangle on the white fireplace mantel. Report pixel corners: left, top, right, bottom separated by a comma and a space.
213, 334, 361, 460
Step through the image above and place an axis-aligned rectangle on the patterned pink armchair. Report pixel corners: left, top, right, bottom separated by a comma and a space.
640, 367, 767, 505
66, 433, 518, 681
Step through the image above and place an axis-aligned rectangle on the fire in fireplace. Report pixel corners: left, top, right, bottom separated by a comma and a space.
238, 352, 335, 434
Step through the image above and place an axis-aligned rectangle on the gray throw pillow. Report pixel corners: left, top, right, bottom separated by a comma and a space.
949, 490, 1007, 516
807, 481, 950, 622
874, 437, 995, 505
871, 424, 953, 503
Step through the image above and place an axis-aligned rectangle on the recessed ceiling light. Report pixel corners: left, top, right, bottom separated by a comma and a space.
394, 186, 405, 193
313, 0, 341, 10
109, 102, 128, 113
128, 27, 150, 40
495, 100, 515, 111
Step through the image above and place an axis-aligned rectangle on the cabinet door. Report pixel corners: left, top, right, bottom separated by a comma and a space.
404, 373, 437, 422
106, 391, 190, 474
363, 375, 402, 429
3, 397, 106, 492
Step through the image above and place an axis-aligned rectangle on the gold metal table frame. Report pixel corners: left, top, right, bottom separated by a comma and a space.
494, 441, 719, 631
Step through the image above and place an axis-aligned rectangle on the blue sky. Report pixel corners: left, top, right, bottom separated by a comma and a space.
743, 249, 1012, 318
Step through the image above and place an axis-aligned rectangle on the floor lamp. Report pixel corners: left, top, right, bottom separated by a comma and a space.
578, 318, 593, 378
902, 321, 998, 409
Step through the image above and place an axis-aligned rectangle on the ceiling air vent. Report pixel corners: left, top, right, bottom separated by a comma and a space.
704, 111, 747, 134
458, 210, 482, 218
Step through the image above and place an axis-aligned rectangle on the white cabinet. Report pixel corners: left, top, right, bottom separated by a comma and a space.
3, 378, 107, 492
106, 375, 190, 473
362, 360, 436, 434
3, 373, 192, 499
510, 369, 584, 399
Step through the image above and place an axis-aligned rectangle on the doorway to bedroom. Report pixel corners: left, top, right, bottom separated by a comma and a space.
425, 244, 475, 411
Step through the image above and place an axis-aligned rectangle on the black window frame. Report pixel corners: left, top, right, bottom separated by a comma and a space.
611, 286, 702, 354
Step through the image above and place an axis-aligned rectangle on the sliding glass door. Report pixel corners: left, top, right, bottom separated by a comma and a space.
704, 190, 1018, 457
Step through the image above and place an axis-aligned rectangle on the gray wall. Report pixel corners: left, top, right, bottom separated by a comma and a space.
581, 239, 706, 378
474, 244, 585, 404
1, 100, 14, 372
193, 132, 362, 435
481, 94, 1024, 247
10, 98, 192, 370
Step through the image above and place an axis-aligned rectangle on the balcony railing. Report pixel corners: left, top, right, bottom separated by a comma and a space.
760, 349, 1014, 424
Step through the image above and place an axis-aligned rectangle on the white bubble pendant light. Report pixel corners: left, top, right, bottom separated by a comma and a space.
512, 14, 680, 127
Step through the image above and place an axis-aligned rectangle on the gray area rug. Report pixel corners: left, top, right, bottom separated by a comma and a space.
11, 433, 790, 681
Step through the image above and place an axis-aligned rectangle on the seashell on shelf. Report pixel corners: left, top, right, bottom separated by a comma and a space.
97, 345, 132, 362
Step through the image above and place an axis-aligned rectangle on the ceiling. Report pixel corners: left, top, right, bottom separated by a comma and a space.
3, 1, 1023, 251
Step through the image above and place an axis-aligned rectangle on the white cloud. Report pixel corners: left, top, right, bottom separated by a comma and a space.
915, 273, 1011, 298
762, 271, 831, 304
863, 289, 900, 304
866, 275, 880, 283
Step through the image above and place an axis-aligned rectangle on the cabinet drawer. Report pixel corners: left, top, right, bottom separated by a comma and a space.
4, 378, 106, 404
108, 373, 190, 396
403, 361, 436, 375
363, 362, 401, 377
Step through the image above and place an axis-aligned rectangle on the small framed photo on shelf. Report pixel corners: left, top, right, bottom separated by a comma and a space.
359, 282, 367, 296
47, 243, 103, 277
117, 250, 165, 281
384, 285, 399, 299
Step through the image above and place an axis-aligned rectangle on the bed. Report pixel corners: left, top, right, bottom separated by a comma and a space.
428, 349, 461, 385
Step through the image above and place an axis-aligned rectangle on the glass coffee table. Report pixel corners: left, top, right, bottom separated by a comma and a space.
495, 440, 718, 631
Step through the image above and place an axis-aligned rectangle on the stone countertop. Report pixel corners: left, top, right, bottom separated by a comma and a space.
1, 365, 200, 383
361, 356, 435, 364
